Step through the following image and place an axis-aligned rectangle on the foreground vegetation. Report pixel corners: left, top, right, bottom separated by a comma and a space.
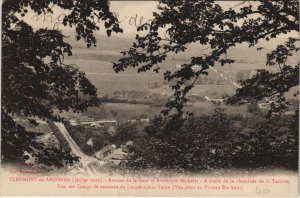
65, 106, 298, 173
125, 108, 298, 172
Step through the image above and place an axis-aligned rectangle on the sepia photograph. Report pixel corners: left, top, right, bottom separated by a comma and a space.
0, 0, 299, 196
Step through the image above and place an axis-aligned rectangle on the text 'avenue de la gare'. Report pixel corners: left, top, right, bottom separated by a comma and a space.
9, 176, 291, 185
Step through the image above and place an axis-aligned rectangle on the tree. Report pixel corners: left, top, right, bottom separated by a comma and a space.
113, 0, 299, 116
127, 108, 298, 171
227, 37, 299, 114
247, 102, 261, 115
112, 1, 298, 171
2, 0, 122, 166
127, 109, 236, 171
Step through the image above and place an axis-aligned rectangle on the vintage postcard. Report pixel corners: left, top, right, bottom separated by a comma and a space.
1, 0, 299, 197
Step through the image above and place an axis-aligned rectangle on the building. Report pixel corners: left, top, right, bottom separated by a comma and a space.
110, 148, 128, 166
90, 120, 117, 129
77, 117, 95, 125
95, 145, 116, 159
111, 148, 127, 160
69, 119, 77, 126
140, 118, 150, 123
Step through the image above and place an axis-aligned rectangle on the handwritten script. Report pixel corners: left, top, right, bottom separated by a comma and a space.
31, 12, 153, 30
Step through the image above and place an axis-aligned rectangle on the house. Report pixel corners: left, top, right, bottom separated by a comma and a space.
125, 140, 133, 147
110, 148, 128, 166
69, 119, 77, 126
78, 117, 95, 125
129, 119, 137, 124
95, 145, 116, 159
111, 148, 127, 160
94, 120, 117, 124
204, 96, 210, 101
120, 141, 134, 153
140, 118, 150, 123
90, 120, 117, 129
90, 122, 102, 129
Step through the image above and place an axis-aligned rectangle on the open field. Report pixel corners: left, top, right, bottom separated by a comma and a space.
81, 100, 251, 121
82, 103, 162, 120
63, 34, 298, 98
64, 35, 298, 119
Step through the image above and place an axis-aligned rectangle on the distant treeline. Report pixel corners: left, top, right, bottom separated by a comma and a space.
72, 53, 121, 62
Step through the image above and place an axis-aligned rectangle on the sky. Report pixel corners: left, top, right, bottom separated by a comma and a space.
22, 1, 258, 38
23, 1, 159, 38
21, 0, 297, 45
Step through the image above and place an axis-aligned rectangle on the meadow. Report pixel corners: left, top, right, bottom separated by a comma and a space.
65, 35, 298, 119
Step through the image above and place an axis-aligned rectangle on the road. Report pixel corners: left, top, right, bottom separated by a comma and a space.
54, 122, 104, 175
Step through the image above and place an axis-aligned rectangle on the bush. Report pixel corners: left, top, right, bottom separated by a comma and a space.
126, 109, 298, 172
66, 124, 110, 156
127, 109, 237, 171
231, 113, 298, 169
109, 122, 147, 147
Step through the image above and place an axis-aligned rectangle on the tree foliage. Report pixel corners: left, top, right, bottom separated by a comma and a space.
2, 0, 122, 166
113, 0, 299, 116
114, 1, 299, 171
127, 109, 234, 171
66, 124, 110, 156
127, 109, 298, 171
227, 37, 299, 113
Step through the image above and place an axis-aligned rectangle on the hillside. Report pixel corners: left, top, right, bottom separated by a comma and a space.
63, 34, 298, 97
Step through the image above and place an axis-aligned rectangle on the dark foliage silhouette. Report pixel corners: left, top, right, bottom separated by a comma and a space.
2, 0, 122, 166
114, 0, 299, 116
127, 109, 298, 171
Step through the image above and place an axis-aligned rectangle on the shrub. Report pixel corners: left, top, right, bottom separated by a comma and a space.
126, 109, 298, 172
127, 109, 237, 171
